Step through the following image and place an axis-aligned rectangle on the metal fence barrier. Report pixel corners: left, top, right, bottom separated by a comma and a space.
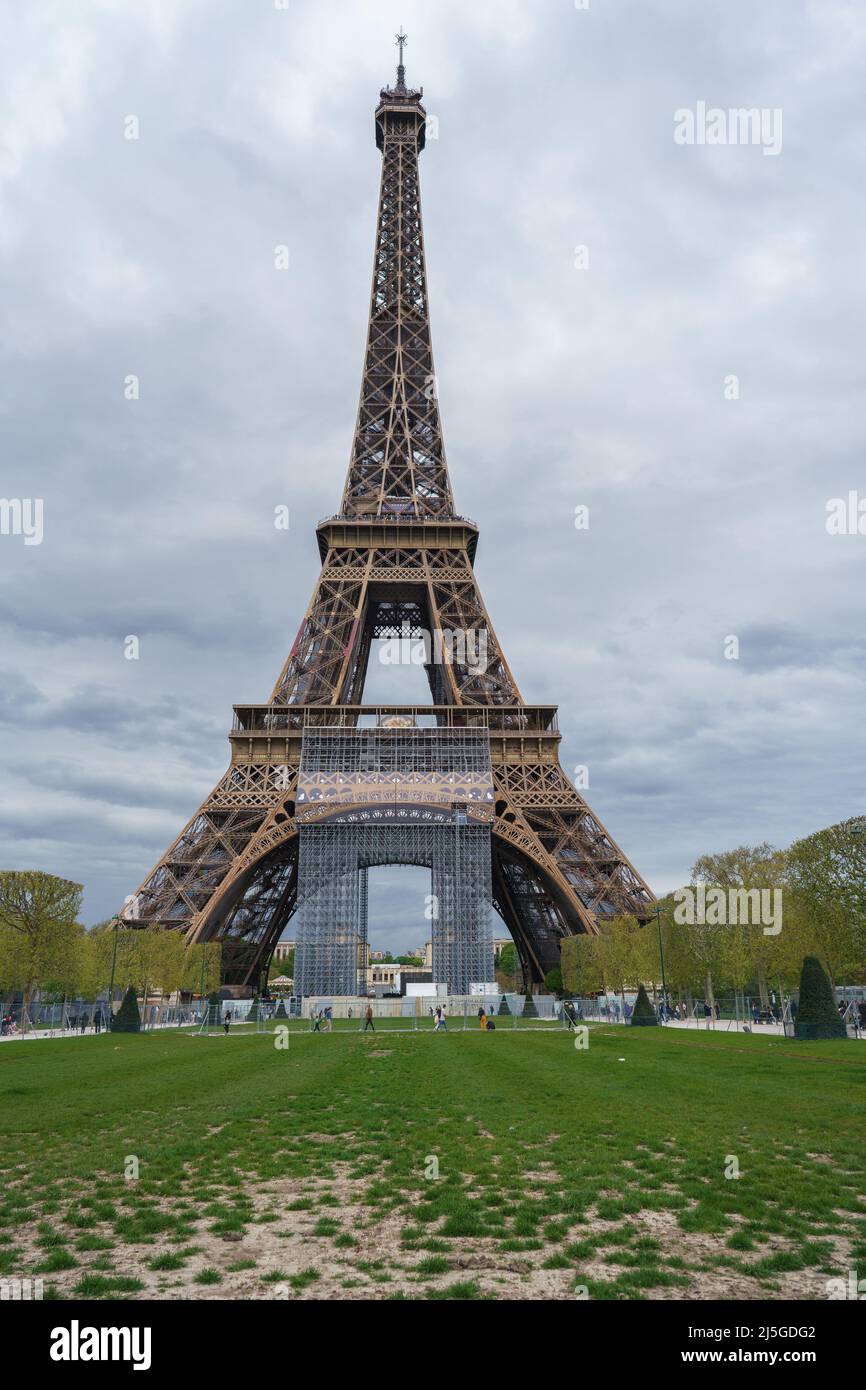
564, 993, 865, 1039
4, 990, 863, 1041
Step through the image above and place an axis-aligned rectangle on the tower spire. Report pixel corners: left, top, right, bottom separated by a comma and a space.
395, 27, 407, 90
341, 48, 451, 520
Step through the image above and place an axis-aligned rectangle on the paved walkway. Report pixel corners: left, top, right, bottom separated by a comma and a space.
592, 1016, 866, 1040
0, 1021, 192, 1043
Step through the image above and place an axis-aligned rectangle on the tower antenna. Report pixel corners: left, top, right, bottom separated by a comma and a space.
395, 27, 408, 89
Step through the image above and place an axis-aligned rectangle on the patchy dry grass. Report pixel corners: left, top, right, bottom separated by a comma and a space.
1, 1025, 864, 1300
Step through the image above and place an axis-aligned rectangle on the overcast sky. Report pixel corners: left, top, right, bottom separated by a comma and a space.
1, 0, 864, 953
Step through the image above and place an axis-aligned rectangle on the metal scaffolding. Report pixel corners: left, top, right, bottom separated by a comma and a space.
293, 816, 493, 997
296, 725, 495, 820
293, 725, 494, 997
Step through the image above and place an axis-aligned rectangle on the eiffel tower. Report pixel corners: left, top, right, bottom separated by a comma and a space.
120, 38, 654, 995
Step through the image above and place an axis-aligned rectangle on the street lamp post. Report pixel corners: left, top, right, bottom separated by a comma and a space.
655, 905, 668, 1020
108, 919, 120, 1018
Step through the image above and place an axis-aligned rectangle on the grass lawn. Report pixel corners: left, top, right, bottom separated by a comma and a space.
1, 1024, 864, 1301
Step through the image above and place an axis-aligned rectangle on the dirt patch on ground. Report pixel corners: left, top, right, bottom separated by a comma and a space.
574, 1206, 853, 1301
19, 1165, 858, 1303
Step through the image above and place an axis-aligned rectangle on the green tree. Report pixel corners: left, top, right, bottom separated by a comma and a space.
596, 915, 641, 1010
655, 892, 702, 1004
0, 871, 83, 1028
544, 966, 563, 996
181, 942, 222, 998
270, 947, 295, 978
66, 926, 112, 1001
692, 843, 787, 1008
37, 922, 98, 1002
786, 820, 866, 987
119, 928, 188, 1017
498, 942, 518, 980
151, 931, 186, 999
561, 934, 603, 996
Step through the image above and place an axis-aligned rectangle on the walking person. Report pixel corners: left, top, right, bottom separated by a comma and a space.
93, 1008, 102, 1034
312, 1010, 323, 1032
479, 1008, 487, 1031
223, 1009, 232, 1036
364, 1003, 375, 1032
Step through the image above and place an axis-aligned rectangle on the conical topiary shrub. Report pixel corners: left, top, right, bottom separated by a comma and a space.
523, 995, 538, 1018
110, 985, 141, 1033
247, 996, 262, 1023
499, 994, 511, 1016
630, 983, 657, 1027
204, 991, 222, 1028
794, 957, 846, 1040
273, 998, 288, 1019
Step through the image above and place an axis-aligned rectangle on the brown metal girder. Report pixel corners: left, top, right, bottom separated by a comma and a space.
184, 806, 300, 947
491, 808, 598, 937
490, 854, 547, 986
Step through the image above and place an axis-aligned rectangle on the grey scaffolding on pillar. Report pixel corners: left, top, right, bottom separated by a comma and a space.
293, 724, 494, 997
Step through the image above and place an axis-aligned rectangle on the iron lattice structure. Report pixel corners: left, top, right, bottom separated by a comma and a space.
119, 50, 654, 993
